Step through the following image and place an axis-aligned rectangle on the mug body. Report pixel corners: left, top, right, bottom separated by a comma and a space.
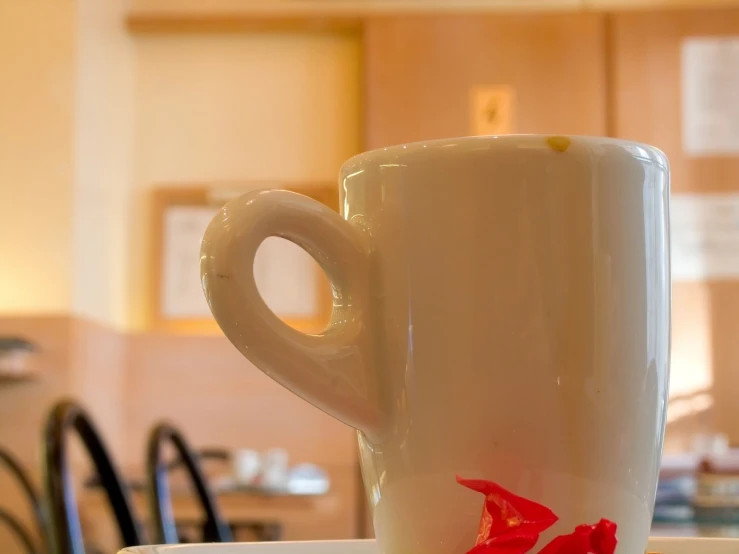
340, 136, 670, 554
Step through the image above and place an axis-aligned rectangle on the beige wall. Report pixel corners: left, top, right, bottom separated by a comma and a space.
124, 332, 356, 468
0, 0, 75, 314
0, 0, 135, 327
128, 32, 361, 329
0, 4, 361, 331
72, 0, 135, 327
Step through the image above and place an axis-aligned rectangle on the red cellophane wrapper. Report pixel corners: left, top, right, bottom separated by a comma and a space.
456, 476, 558, 554
537, 519, 618, 554
457, 476, 618, 554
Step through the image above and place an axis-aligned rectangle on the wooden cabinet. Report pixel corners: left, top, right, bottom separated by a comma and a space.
363, 13, 608, 149
609, 10, 739, 194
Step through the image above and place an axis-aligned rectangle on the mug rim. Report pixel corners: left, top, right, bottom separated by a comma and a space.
342, 134, 668, 172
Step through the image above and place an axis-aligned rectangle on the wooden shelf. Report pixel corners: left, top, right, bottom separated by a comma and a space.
126, 13, 363, 34
0, 371, 39, 384
125, 0, 739, 34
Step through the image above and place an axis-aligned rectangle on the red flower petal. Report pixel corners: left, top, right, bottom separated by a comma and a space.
456, 475, 559, 543
538, 519, 618, 554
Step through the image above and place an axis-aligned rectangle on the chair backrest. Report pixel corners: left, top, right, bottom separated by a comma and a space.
43, 399, 144, 554
146, 422, 233, 544
0, 447, 48, 552
0, 507, 41, 554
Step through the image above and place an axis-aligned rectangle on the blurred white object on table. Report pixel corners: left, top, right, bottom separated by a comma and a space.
233, 449, 261, 485
0, 337, 38, 379
213, 449, 329, 496
287, 464, 330, 495
261, 448, 289, 490
692, 433, 730, 456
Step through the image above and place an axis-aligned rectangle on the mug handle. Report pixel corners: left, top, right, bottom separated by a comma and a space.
200, 190, 386, 440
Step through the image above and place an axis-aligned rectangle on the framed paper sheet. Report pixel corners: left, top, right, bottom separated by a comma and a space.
671, 192, 739, 281
151, 185, 337, 333
469, 85, 515, 136
682, 37, 739, 155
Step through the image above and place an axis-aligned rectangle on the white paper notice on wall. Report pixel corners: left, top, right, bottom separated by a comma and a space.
682, 37, 739, 155
671, 193, 739, 281
161, 206, 318, 319
470, 86, 515, 136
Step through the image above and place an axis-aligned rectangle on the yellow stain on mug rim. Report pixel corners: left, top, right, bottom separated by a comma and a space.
546, 136, 571, 152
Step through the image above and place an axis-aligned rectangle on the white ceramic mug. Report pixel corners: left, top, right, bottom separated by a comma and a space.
201, 135, 671, 554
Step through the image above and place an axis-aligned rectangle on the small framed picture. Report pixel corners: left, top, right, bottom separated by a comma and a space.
150, 184, 337, 334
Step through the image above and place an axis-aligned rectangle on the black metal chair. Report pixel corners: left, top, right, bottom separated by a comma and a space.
0, 447, 47, 554
0, 447, 48, 553
43, 399, 144, 554
0, 507, 40, 554
146, 422, 232, 544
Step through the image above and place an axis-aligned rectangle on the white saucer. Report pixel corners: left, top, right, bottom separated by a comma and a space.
120, 537, 739, 554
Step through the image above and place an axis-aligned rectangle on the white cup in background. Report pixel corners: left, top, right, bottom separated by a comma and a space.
232, 449, 261, 485
261, 448, 289, 490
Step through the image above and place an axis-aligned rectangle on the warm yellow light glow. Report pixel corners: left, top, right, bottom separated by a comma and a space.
669, 283, 714, 399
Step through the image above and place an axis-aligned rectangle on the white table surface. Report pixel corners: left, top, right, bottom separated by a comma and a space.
120, 537, 739, 554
